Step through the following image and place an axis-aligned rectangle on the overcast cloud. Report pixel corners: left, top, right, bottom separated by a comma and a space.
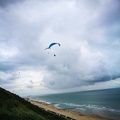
0, 0, 120, 96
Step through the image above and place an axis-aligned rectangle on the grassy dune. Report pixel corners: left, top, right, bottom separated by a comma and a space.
0, 87, 68, 120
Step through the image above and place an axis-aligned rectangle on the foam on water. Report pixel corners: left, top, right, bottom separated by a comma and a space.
55, 102, 120, 120
56, 102, 120, 113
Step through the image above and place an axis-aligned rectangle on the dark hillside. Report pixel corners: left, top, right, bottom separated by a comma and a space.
0, 87, 68, 120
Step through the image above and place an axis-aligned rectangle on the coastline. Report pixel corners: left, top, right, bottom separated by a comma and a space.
27, 99, 110, 120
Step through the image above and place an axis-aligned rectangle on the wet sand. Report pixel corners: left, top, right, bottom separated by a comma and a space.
28, 99, 109, 120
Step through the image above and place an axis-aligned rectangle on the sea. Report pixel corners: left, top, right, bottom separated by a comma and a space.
29, 88, 120, 120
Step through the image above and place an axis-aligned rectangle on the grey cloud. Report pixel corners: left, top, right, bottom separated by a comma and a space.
0, 71, 18, 85
89, 75, 120, 84
0, 61, 16, 71
0, 0, 24, 8
100, 0, 120, 25
43, 47, 120, 89
26, 85, 33, 89
0, 0, 120, 93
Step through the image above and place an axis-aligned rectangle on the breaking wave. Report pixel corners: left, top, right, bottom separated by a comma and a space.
53, 102, 120, 120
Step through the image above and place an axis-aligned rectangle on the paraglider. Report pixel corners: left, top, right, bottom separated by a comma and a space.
45, 42, 60, 56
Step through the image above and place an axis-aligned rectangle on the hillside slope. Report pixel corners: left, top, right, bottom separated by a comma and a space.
0, 87, 68, 120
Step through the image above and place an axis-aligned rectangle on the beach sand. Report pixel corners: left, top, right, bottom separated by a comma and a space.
28, 99, 109, 120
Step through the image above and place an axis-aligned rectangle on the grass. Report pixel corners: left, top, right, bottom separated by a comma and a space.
0, 87, 69, 120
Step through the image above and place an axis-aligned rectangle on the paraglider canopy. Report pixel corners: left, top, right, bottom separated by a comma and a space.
45, 43, 60, 50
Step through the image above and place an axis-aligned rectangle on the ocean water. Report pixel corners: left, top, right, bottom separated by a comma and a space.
30, 88, 120, 120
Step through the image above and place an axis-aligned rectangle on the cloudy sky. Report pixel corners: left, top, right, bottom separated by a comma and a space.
0, 0, 120, 96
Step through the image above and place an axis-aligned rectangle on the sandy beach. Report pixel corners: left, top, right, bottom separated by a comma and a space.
28, 99, 109, 120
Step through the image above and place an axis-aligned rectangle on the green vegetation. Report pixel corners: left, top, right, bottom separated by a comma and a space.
0, 87, 68, 120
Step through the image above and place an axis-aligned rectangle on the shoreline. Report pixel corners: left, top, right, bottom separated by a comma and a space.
27, 99, 110, 120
